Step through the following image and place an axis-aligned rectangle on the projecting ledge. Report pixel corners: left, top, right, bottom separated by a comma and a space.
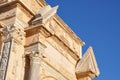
75, 47, 100, 80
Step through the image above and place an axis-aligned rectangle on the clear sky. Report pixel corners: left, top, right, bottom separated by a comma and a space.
46, 0, 120, 80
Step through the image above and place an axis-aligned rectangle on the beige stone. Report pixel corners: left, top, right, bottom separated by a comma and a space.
0, 0, 100, 80
76, 47, 100, 80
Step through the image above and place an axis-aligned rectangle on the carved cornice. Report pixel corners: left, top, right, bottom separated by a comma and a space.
25, 24, 82, 61
25, 24, 80, 61
27, 12, 83, 58
53, 15, 85, 46
31, 0, 84, 46
75, 47, 100, 79
25, 24, 51, 38
48, 19, 82, 56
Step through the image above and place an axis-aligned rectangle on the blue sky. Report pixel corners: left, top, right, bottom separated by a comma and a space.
46, 0, 120, 80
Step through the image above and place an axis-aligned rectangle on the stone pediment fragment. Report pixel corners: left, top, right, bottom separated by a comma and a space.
75, 47, 100, 79
31, 5, 59, 24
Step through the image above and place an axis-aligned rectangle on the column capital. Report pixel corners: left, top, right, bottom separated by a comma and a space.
29, 52, 41, 64
0, 24, 25, 44
25, 42, 46, 63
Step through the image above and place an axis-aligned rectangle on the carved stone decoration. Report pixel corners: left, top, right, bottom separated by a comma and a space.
0, 25, 14, 42
0, 42, 11, 80
0, 25, 25, 80
75, 47, 100, 80
25, 42, 46, 80
0, 25, 25, 44
25, 42, 46, 58
31, 5, 59, 25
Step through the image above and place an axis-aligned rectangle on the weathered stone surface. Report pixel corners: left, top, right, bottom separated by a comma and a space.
25, 43, 46, 80
75, 47, 100, 80
0, 42, 10, 80
0, 0, 7, 4
31, 5, 59, 24
0, 0, 100, 80
0, 25, 25, 80
0, 1, 33, 28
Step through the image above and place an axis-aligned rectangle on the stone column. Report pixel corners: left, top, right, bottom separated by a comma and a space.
25, 42, 46, 80
29, 52, 40, 80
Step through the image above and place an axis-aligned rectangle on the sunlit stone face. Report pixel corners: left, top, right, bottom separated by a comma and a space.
0, 0, 100, 80
42, 77, 56, 80
0, 0, 7, 4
